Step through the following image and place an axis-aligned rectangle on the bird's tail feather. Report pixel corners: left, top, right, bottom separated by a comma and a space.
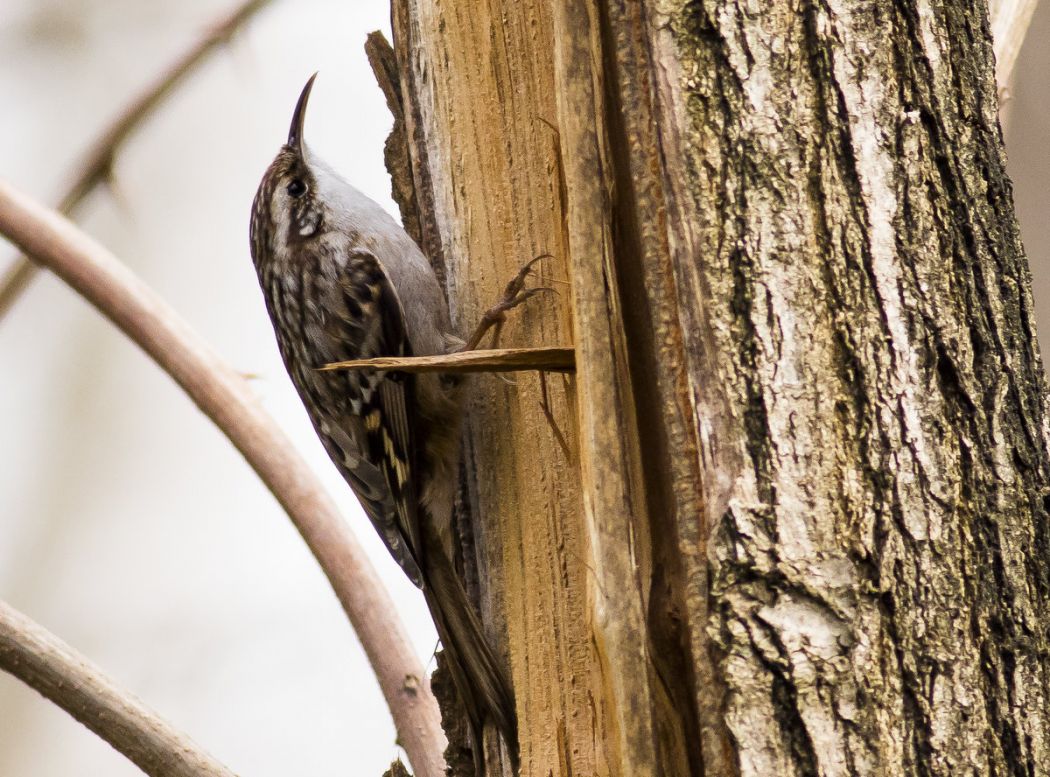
422, 548, 519, 773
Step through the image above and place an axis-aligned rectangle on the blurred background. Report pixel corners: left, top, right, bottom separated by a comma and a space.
2, 2, 1050, 775
0, 1, 438, 775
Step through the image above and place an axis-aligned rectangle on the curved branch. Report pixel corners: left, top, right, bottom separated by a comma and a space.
0, 0, 276, 320
0, 599, 237, 777
0, 180, 447, 777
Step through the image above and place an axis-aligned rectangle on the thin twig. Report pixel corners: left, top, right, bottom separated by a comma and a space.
0, 0, 276, 320
321, 347, 575, 374
0, 180, 447, 777
0, 599, 237, 777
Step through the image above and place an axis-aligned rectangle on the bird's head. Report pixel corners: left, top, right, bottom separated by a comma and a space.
250, 73, 325, 267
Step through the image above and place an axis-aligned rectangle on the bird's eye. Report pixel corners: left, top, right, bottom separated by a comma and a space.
287, 179, 307, 198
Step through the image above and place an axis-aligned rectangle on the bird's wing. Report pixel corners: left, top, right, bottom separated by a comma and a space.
329, 247, 425, 586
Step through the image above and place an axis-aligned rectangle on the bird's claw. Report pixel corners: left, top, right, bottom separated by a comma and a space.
461, 255, 554, 351
499, 253, 549, 300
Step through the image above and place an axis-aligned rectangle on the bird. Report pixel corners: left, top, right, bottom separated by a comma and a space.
249, 74, 524, 774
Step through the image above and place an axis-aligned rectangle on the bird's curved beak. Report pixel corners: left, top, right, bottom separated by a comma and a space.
287, 72, 318, 158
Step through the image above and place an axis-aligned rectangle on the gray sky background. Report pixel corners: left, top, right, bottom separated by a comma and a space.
3, 2, 1050, 776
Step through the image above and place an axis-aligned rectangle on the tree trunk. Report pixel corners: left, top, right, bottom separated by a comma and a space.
379, 0, 1050, 775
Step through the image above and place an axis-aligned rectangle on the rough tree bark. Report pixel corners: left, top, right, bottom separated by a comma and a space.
377, 0, 1050, 775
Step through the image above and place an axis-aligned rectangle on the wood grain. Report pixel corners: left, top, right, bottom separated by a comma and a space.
547, 2, 659, 776
393, 1, 593, 774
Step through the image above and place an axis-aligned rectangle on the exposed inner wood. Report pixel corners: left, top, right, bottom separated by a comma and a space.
390, 2, 591, 774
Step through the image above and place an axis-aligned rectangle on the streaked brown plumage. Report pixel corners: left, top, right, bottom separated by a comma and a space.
249, 74, 517, 774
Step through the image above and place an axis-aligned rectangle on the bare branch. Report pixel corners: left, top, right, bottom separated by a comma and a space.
0, 599, 238, 777
0, 180, 447, 777
990, 0, 1039, 93
321, 347, 575, 374
0, 0, 276, 320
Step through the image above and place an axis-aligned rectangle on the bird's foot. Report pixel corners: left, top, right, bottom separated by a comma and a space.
460, 254, 554, 351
